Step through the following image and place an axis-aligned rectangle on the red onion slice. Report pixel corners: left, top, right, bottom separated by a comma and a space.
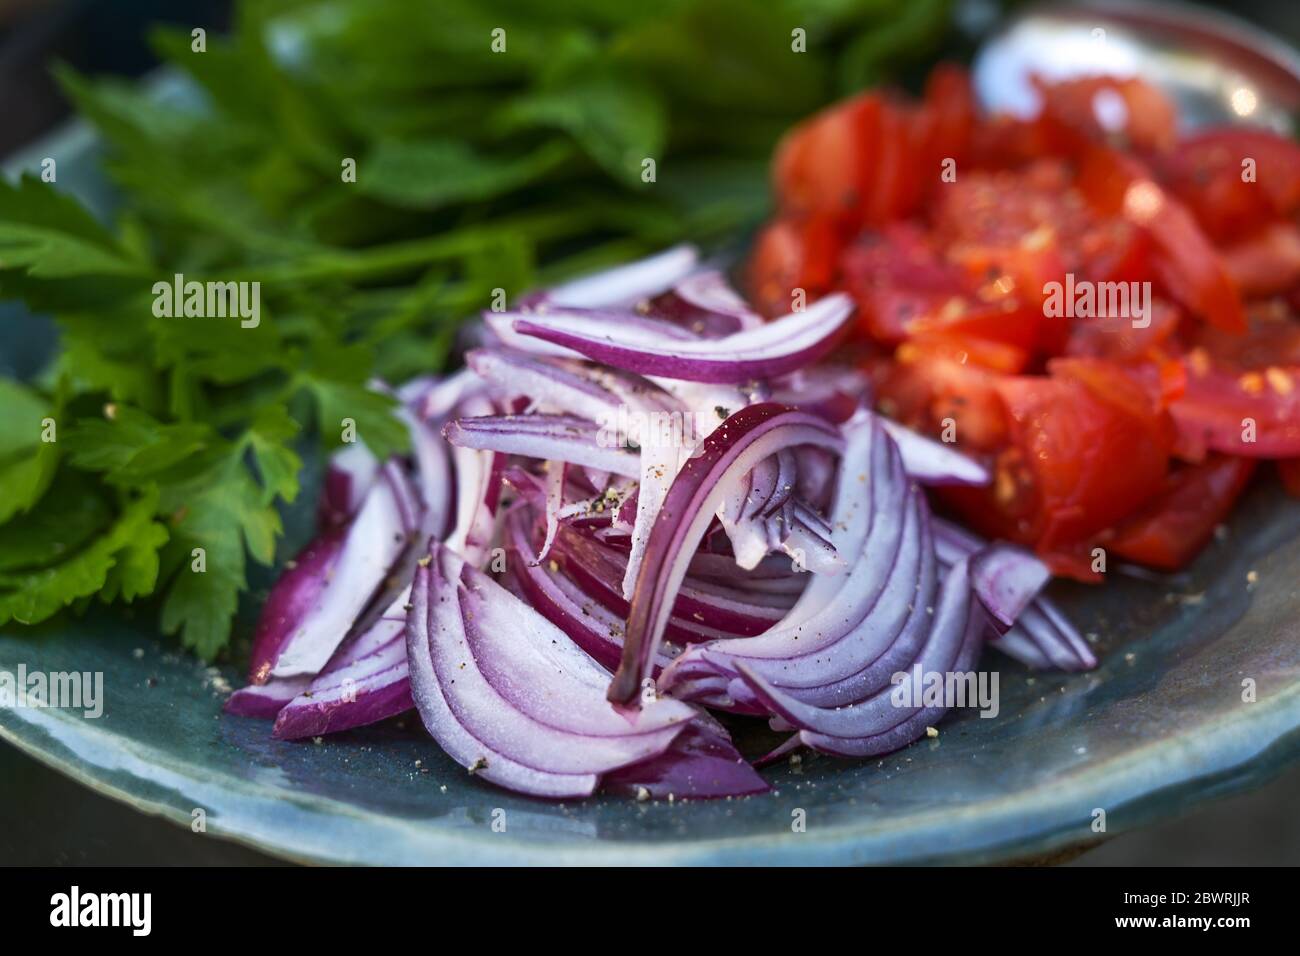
932, 517, 1096, 671
537, 462, 566, 561
268, 464, 417, 679
503, 293, 854, 385
879, 418, 991, 487
553, 525, 788, 642
319, 444, 379, 527
406, 545, 695, 796
467, 349, 626, 423
225, 676, 313, 718
273, 609, 412, 740
445, 414, 641, 478
242, 529, 345, 687
647, 269, 765, 338
733, 557, 985, 755
533, 244, 699, 310
609, 403, 845, 703
603, 716, 769, 799
505, 510, 680, 675
970, 543, 1052, 633
445, 395, 504, 567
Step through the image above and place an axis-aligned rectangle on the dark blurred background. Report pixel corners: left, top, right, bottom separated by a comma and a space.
0, 0, 1296, 866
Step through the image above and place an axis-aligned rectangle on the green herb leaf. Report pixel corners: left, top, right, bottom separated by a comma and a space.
0, 487, 167, 627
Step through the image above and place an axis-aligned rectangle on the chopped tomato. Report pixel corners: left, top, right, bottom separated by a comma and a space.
1065, 296, 1182, 360
747, 216, 844, 318
862, 98, 920, 225
749, 66, 1287, 576
1034, 74, 1178, 155
1171, 360, 1300, 458
914, 64, 976, 170
1077, 145, 1246, 333
1187, 303, 1300, 370
1107, 456, 1257, 570
840, 223, 965, 344
773, 93, 878, 227
941, 369, 1170, 573
1157, 129, 1300, 241
875, 342, 1010, 453
1220, 222, 1300, 298
1048, 357, 1171, 438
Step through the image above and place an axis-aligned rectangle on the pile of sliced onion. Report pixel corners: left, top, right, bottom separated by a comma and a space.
227, 246, 1094, 799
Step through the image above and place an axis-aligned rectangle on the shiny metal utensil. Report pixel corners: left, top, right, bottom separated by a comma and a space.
972, 0, 1300, 134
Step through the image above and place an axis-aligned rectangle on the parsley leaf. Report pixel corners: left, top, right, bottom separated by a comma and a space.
0, 487, 167, 627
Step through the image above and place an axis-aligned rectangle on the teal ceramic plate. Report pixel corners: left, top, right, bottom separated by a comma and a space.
3, 113, 1300, 867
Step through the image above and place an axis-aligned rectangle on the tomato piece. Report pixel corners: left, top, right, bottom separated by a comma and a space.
862, 98, 921, 225
1048, 357, 1171, 436
1157, 129, 1300, 241
907, 331, 1030, 374
841, 224, 966, 345
747, 216, 844, 318
1077, 145, 1246, 333
1034, 75, 1178, 154
946, 240, 1068, 354
1220, 222, 1300, 298
906, 294, 1046, 357
1107, 456, 1257, 569
917, 64, 975, 161
942, 371, 1169, 563
1077, 217, 1152, 285
1170, 359, 1300, 458
1065, 296, 1182, 360
971, 114, 1050, 169
1188, 301, 1300, 370
875, 343, 1010, 453
773, 93, 877, 227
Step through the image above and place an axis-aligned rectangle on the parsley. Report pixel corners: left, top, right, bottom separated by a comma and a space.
0, 0, 951, 659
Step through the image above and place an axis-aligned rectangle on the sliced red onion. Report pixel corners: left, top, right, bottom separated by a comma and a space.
970, 543, 1052, 633
444, 414, 641, 478
770, 367, 872, 421
553, 525, 789, 642
776, 500, 846, 575
405, 544, 696, 797
537, 462, 566, 561
1004, 602, 1097, 672
420, 368, 486, 421
608, 403, 845, 703
501, 292, 854, 385
505, 509, 680, 675
732, 557, 986, 757
445, 394, 504, 567
267, 463, 417, 680
319, 443, 380, 528
242, 529, 345, 687
532, 244, 698, 310
648, 269, 765, 338
603, 715, 769, 799
658, 417, 931, 712
622, 436, 682, 597
273, 597, 412, 740
467, 349, 626, 424
932, 517, 1096, 672
225, 675, 313, 718
486, 307, 700, 359
402, 406, 453, 541
231, 376, 459, 721
879, 418, 991, 487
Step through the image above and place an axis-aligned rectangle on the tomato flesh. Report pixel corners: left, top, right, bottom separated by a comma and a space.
750, 66, 1299, 573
